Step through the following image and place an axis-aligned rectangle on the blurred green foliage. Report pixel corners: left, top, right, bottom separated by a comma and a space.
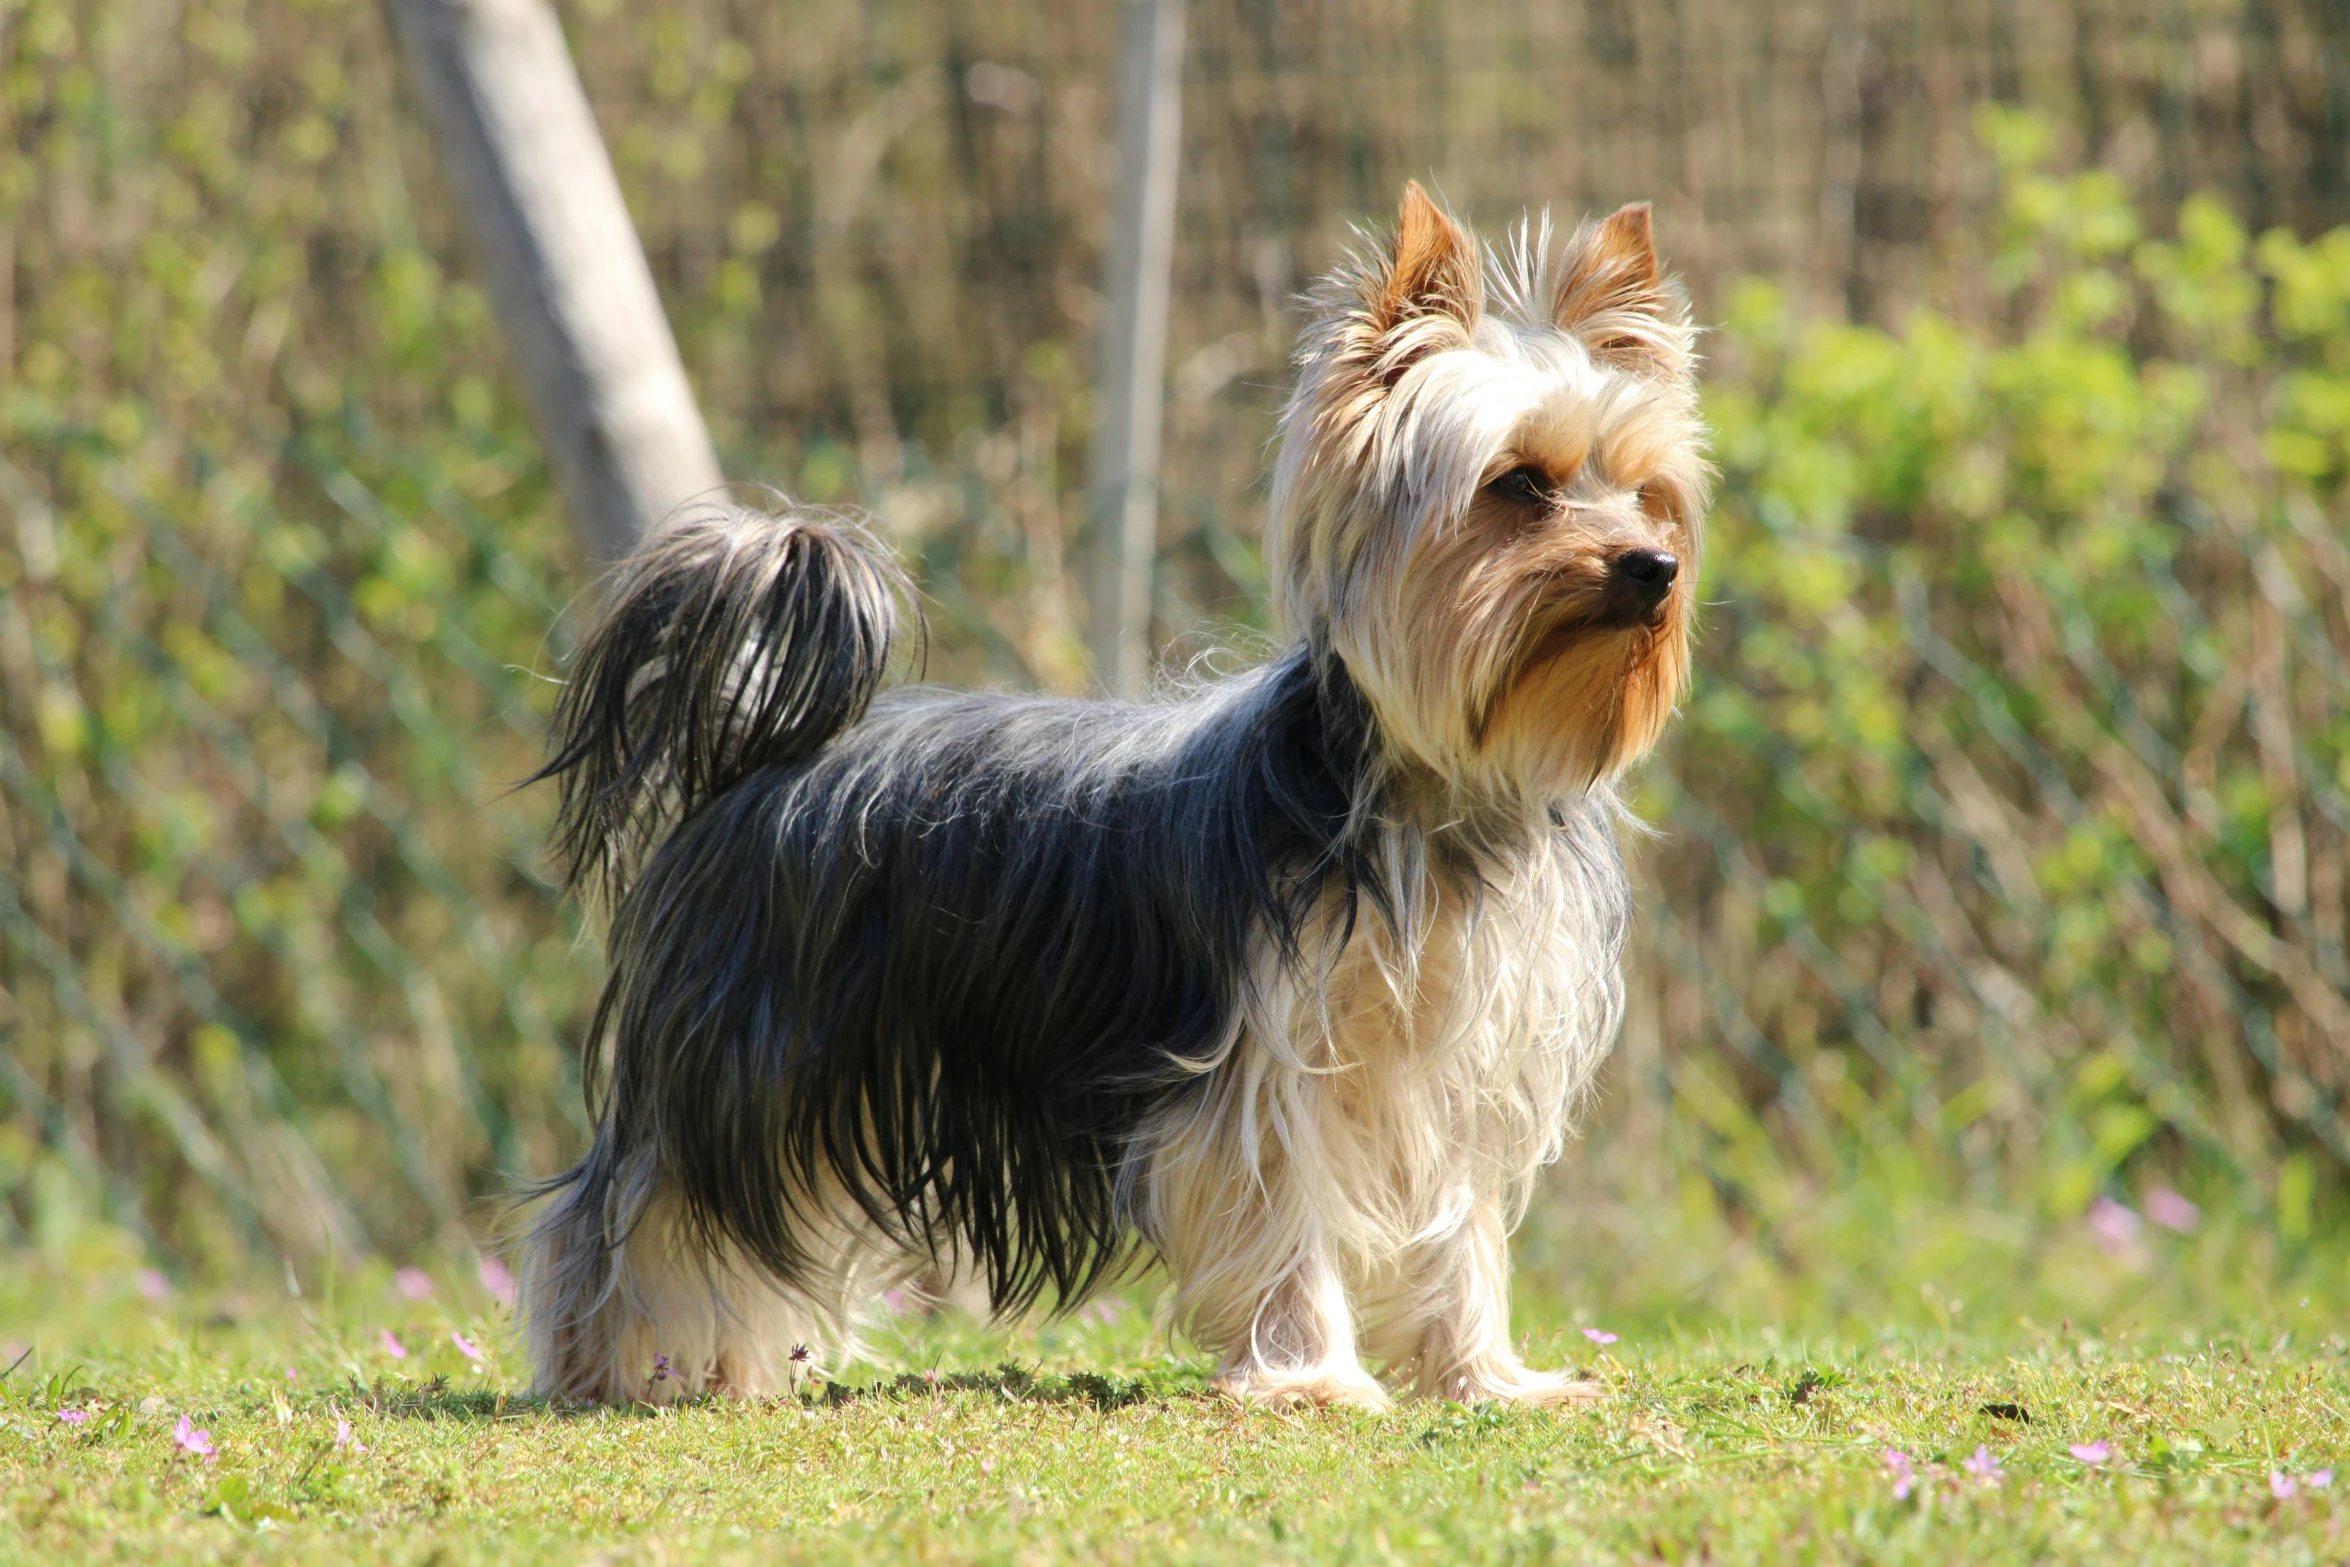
0, 0, 592, 1274
0, 0, 2347, 1307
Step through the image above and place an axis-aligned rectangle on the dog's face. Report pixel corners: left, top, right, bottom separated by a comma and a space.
1270, 184, 1710, 797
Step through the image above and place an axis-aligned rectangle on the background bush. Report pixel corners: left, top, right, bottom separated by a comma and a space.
1, 0, 2347, 1296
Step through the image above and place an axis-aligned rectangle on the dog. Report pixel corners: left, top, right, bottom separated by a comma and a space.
518, 183, 1707, 1409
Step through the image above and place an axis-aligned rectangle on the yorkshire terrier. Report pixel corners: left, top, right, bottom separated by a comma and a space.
520, 183, 1707, 1408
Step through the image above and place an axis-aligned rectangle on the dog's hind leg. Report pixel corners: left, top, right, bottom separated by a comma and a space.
521, 1178, 812, 1404
521, 1154, 918, 1404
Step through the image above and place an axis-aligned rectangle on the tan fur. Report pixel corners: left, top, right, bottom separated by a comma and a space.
1374, 182, 1485, 339
1270, 189, 1709, 803
1551, 203, 1689, 379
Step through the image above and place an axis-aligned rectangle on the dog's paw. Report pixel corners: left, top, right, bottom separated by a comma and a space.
1214, 1365, 1393, 1412
1436, 1363, 1604, 1407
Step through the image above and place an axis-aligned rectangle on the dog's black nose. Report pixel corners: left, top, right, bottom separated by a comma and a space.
1612, 548, 1679, 598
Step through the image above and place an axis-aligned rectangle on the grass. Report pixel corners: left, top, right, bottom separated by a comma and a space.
7, 1223, 2350, 1567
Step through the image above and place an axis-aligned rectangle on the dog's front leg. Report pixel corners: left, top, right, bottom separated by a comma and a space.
1205, 1242, 1390, 1409
1142, 1110, 1388, 1409
1391, 1191, 1601, 1407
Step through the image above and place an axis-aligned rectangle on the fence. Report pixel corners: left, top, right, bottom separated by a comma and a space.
2, 0, 2347, 1280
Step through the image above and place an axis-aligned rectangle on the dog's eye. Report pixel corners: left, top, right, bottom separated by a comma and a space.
1487, 465, 1551, 506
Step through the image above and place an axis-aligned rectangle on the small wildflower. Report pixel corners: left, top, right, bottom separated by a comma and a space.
393, 1267, 435, 1302
789, 1344, 812, 1366
2143, 1186, 2201, 1235
2273, 1471, 2298, 1500
880, 1288, 908, 1314
477, 1256, 517, 1310
1883, 1448, 1916, 1499
1963, 1445, 2003, 1482
451, 1330, 484, 1362
2086, 1197, 2142, 1255
2308, 1468, 2334, 1490
285, 1368, 298, 1383
380, 1329, 408, 1361
651, 1353, 673, 1383
1582, 1328, 1619, 1345
56, 1409, 89, 1427
135, 1269, 173, 1304
334, 1415, 367, 1455
174, 1416, 216, 1461
2070, 1440, 2113, 1465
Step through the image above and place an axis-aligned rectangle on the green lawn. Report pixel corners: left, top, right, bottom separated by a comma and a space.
5, 1239, 2349, 1567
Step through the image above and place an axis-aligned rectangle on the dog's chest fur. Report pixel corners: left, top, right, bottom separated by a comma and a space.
1136, 800, 1631, 1271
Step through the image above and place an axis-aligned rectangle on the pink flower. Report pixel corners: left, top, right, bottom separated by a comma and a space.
451, 1330, 484, 1362
2086, 1197, 2142, 1255
2144, 1186, 2201, 1234
1883, 1447, 1917, 1500
135, 1269, 173, 1304
334, 1415, 367, 1454
56, 1409, 89, 1426
1582, 1328, 1619, 1345
2070, 1440, 2113, 1464
477, 1256, 516, 1310
393, 1267, 435, 1302
2308, 1468, 2334, 1489
2273, 1471, 2298, 1500
380, 1329, 408, 1360
173, 1416, 215, 1461
880, 1288, 909, 1314
1963, 1445, 2003, 1482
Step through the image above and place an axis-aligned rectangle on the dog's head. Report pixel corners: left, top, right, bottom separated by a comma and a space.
1269, 183, 1710, 799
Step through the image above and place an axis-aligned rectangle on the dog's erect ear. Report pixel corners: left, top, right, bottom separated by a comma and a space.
1366, 182, 1483, 339
1552, 202, 1682, 376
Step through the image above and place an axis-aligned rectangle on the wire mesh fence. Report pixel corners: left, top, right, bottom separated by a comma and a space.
2, 0, 2348, 1280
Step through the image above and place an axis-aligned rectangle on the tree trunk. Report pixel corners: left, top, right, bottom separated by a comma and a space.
386, 0, 723, 567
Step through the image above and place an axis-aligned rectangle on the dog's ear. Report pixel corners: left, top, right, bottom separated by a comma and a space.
1303, 184, 1483, 447
1366, 182, 1484, 339
1552, 203, 1684, 377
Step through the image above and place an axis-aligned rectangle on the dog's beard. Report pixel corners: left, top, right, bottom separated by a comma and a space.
1478, 616, 1682, 793
1329, 482, 1695, 799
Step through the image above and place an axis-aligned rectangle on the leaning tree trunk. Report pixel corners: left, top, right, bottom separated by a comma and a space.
386, 0, 723, 566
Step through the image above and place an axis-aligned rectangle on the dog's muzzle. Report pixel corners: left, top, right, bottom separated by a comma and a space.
1600, 547, 1678, 625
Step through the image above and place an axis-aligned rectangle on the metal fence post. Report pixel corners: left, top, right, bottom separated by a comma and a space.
1087, 0, 1186, 699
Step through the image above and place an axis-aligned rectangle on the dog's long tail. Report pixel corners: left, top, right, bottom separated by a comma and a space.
520, 503, 905, 1403
533, 503, 908, 913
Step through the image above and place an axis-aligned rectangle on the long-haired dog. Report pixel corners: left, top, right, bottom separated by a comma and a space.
520, 183, 1707, 1409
